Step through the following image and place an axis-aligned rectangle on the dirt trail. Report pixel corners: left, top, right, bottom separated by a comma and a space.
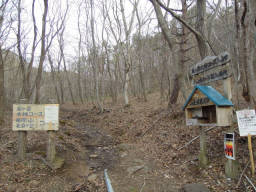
63, 107, 180, 192
1, 95, 253, 191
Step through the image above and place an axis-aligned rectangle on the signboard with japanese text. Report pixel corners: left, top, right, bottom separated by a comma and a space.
190, 52, 230, 76
190, 52, 231, 85
236, 109, 256, 136
224, 132, 235, 160
186, 89, 214, 108
12, 104, 59, 131
193, 65, 231, 85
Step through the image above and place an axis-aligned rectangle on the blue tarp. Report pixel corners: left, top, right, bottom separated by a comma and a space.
182, 85, 233, 110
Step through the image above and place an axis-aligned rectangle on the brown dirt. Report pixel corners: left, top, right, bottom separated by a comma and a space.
0, 93, 255, 191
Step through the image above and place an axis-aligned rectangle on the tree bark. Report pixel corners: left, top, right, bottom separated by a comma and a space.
240, 0, 250, 102
77, 5, 84, 104
179, 0, 189, 99
247, 0, 256, 105
135, 7, 147, 102
233, 0, 241, 107
35, 0, 48, 104
90, 0, 103, 112
0, 49, 4, 124
195, 0, 209, 58
120, 0, 139, 106
48, 54, 60, 104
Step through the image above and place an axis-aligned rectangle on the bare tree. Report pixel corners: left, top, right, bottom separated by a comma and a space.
89, 0, 103, 112
58, 26, 76, 104
120, 0, 139, 106
0, 0, 14, 123
101, 3, 117, 103
17, 0, 68, 104
150, 0, 216, 59
246, 0, 256, 104
47, 53, 60, 103
149, 0, 181, 108
77, 3, 84, 104
135, 3, 147, 102
34, 0, 49, 104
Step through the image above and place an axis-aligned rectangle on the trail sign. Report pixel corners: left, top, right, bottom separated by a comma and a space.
13, 104, 59, 131
190, 52, 231, 85
224, 133, 235, 160
236, 109, 256, 136
190, 52, 230, 76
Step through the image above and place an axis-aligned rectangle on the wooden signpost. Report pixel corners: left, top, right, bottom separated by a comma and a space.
184, 52, 237, 173
190, 51, 230, 76
13, 104, 59, 163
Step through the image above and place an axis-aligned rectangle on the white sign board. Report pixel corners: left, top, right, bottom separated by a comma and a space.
186, 118, 198, 126
236, 110, 256, 136
13, 104, 59, 131
45, 105, 59, 123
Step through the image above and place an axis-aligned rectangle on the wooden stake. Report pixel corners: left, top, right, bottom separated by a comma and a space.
47, 122, 56, 163
199, 126, 208, 168
223, 77, 232, 100
248, 134, 255, 177
18, 131, 27, 160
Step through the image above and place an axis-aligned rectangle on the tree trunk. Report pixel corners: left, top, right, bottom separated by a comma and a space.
240, 0, 250, 102
195, 0, 209, 59
63, 56, 76, 105
105, 45, 117, 104
124, 70, 130, 106
151, 0, 180, 108
90, 0, 103, 112
247, 0, 256, 105
35, 0, 48, 104
168, 74, 180, 108
0, 49, 4, 124
135, 7, 147, 102
179, 0, 189, 99
77, 6, 84, 104
233, 0, 241, 107
48, 55, 60, 104
138, 58, 147, 102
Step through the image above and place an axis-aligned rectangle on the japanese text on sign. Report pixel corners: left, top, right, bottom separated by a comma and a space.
13, 104, 59, 131
190, 52, 230, 76
236, 110, 256, 136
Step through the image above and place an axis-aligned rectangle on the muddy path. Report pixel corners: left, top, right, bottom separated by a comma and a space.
61, 106, 180, 192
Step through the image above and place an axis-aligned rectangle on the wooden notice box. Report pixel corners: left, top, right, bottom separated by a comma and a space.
183, 85, 233, 126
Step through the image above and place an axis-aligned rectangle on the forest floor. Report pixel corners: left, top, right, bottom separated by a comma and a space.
0, 92, 255, 192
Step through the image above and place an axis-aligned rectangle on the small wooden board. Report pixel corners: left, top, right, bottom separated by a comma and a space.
13, 104, 59, 131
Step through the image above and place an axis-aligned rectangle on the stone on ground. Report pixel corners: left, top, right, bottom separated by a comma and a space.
180, 183, 210, 192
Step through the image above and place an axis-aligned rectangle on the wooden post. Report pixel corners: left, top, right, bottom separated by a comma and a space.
18, 131, 27, 160
47, 123, 56, 163
199, 126, 208, 168
223, 77, 240, 178
248, 134, 255, 177
223, 77, 232, 100
17, 98, 28, 160
224, 131, 240, 179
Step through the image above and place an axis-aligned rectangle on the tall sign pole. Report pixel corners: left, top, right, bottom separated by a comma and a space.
189, 52, 232, 168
